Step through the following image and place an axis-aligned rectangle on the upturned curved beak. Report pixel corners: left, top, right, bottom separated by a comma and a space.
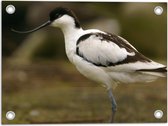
11, 20, 51, 34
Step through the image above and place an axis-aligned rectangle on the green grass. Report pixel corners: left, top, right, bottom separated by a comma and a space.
2, 60, 167, 124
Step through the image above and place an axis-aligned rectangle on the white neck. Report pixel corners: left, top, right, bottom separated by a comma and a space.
61, 25, 82, 40
53, 15, 83, 62
62, 26, 84, 63
51, 15, 84, 62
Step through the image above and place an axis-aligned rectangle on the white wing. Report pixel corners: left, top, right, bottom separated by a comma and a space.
77, 32, 147, 66
76, 32, 166, 72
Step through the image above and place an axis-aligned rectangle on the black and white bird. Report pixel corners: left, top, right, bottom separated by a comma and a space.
12, 7, 167, 122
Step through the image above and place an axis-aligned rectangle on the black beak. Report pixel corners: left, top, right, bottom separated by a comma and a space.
11, 20, 51, 34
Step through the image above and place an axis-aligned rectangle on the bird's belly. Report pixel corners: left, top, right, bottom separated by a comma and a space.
69, 54, 159, 88
108, 71, 158, 83
72, 55, 111, 86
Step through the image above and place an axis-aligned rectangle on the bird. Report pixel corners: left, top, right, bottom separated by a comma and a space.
12, 7, 167, 122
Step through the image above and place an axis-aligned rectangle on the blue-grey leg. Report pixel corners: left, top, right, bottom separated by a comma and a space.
108, 89, 117, 123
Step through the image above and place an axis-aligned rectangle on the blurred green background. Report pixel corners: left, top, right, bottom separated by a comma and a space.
2, 1, 167, 124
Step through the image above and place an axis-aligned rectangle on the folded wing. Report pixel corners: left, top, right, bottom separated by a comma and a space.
76, 32, 166, 74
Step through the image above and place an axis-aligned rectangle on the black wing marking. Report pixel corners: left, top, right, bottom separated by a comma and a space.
137, 67, 167, 72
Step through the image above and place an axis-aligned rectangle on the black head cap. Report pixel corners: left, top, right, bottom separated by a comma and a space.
49, 7, 80, 28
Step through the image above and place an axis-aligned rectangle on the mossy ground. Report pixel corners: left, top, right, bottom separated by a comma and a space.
2, 60, 167, 124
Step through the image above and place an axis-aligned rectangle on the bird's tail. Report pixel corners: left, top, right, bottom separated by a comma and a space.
137, 67, 167, 77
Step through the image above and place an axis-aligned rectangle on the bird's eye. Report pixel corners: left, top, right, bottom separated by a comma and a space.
56, 14, 62, 19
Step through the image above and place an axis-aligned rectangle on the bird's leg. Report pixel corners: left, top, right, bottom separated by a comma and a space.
108, 89, 117, 123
